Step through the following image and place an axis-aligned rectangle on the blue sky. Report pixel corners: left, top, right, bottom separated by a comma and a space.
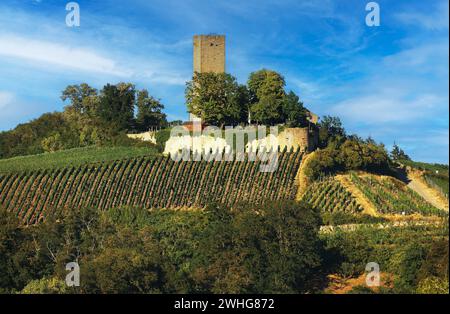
0, 0, 448, 163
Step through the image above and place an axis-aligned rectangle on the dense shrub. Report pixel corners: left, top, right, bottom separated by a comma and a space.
0, 201, 323, 294
190, 201, 323, 293
321, 223, 449, 293
155, 128, 172, 152
305, 138, 391, 180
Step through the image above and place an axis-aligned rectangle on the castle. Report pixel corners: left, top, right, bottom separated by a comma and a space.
187, 34, 319, 152
129, 34, 318, 153
189, 35, 226, 122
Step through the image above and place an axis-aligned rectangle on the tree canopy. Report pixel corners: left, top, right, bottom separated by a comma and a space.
0, 82, 167, 159
185, 69, 310, 127
186, 72, 246, 127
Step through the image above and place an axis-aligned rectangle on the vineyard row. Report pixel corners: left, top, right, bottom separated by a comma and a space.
0, 151, 304, 224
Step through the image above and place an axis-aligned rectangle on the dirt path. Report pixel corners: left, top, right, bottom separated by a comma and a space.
295, 151, 316, 200
335, 174, 378, 216
405, 171, 448, 211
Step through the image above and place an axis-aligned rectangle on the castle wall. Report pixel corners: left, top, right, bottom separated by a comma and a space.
127, 131, 157, 144
163, 127, 318, 156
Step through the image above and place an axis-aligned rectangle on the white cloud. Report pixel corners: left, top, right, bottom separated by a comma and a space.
383, 42, 449, 70
0, 35, 131, 76
330, 92, 443, 124
289, 78, 322, 99
0, 91, 14, 109
395, 0, 449, 31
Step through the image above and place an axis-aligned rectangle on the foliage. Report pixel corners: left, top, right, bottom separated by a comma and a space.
248, 69, 286, 125
0, 112, 79, 159
190, 201, 322, 293
0, 206, 26, 292
321, 222, 449, 293
97, 83, 136, 133
282, 91, 309, 127
399, 159, 448, 174
135, 89, 167, 132
184, 68, 310, 127
390, 144, 410, 161
320, 211, 388, 226
186, 72, 246, 127
155, 128, 172, 152
304, 137, 391, 180
20, 277, 67, 294
0, 82, 167, 160
416, 277, 449, 294
41, 132, 64, 153
318, 116, 346, 148
0, 200, 322, 294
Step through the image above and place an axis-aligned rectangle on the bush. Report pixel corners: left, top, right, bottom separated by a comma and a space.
416, 277, 449, 294
320, 212, 388, 226
20, 277, 67, 294
155, 128, 171, 152
305, 138, 391, 180
190, 201, 323, 293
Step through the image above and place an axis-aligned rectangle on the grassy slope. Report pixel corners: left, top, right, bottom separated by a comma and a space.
0, 146, 160, 173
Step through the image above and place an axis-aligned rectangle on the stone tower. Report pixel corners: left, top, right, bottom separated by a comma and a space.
193, 34, 225, 74
190, 35, 226, 121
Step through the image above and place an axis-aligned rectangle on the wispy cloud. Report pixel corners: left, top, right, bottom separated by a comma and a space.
395, 0, 449, 31
0, 34, 131, 76
330, 92, 443, 124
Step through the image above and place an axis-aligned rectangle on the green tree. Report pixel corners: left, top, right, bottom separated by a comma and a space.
135, 89, 167, 132
247, 69, 286, 125
97, 83, 136, 133
61, 83, 100, 146
0, 207, 25, 292
80, 227, 171, 293
20, 277, 67, 294
318, 115, 346, 148
390, 143, 411, 161
282, 91, 308, 127
191, 201, 322, 293
0, 112, 77, 158
61, 83, 98, 115
186, 72, 244, 127
41, 132, 64, 153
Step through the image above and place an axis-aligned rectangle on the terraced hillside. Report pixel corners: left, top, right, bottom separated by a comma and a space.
0, 150, 303, 224
348, 173, 443, 216
302, 173, 445, 217
302, 177, 364, 213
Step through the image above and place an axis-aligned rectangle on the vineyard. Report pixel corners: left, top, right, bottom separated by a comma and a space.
301, 177, 364, 213
0, 150, 303, 224
349, 173, 444, 216
423, 173, 449, 200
